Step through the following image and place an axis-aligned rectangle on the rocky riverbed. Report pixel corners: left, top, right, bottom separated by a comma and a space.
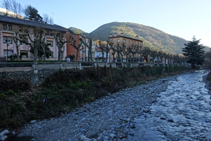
17, 70, 211, 141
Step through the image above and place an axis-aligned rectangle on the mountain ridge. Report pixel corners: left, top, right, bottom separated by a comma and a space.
70, 22, 210, 54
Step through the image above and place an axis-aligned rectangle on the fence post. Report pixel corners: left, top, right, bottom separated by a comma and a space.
79, 63, 81, 70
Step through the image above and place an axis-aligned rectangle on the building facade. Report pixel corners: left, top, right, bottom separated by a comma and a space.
66, 32, 95, 62
0, 15, 67, 61
109, 34, 143, 62
95, 46, 110, 62
80, 37, 95, 61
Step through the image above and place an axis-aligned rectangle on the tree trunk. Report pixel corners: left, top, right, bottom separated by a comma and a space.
121, 53, 123, 62
58, 48, 61, 62
126, 54, 128, 63
16, 47, 20, 61
76, 49, 79, 62
33, 48, 38, 70
106, 51, 108, 62
102, 51, 104, 62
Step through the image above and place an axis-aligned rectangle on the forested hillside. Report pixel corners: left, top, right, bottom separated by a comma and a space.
70, 22, 210, 54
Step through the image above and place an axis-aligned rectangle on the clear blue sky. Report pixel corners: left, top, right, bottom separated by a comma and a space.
7, 0, 211, 47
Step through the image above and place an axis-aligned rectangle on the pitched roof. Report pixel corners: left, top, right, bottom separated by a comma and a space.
0, 15, 66, 32
109, 35, 143, 42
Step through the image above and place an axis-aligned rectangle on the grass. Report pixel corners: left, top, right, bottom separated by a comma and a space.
0, 65, 191, 130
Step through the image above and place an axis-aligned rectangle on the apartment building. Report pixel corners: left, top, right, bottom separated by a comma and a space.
0, 15, 67, 61
109, 33, 143, 62
80, 37, 95, 61
66, 31, 95, 61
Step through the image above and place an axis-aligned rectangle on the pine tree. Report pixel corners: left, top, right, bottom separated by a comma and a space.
182, 36, 205, 69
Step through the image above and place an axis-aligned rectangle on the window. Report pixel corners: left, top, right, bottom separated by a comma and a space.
8, 25, 12, 30
46, 31, 50, 36
50, 33, 55, 36
19, 26, 23, 32
20, 51, 28, 58
123, 40, 126, 43
3, 36, 12, 44
20, 41, 26, 45
3, 24, 7, 30
50, 51, 53, 57
19, 34, 27, 45
117, 39, 120, 43
4, 50, 13, 57
47, 41, 53, 47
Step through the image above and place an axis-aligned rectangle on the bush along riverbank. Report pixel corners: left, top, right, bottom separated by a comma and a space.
0, 65, 191, 133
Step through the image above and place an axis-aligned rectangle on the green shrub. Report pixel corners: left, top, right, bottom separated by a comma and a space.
4, 90, 16, 96
151, 66, 158, 75
0, 79, 31, 93
0, 93, 6, 99
139, 81, 146, 84
158, 64, 164, 74
145, 67, 151, 76
168, 64, 174, 72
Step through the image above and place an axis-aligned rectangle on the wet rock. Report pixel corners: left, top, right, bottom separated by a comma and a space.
160, 117, 166, 120
30, 120, 36, 124
109, 133, 116, 139
151, 100, 157, 103
143, 108, 151, 113
0, 130, 9, 141
130, 123, 135, 128
80, 135, 91, 141
167, 119, 174, 123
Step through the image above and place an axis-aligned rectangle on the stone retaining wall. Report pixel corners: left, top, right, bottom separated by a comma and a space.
0, 63, 189, 85
0, 69, 58, 84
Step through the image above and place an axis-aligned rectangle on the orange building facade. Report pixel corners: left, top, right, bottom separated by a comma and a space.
66, 30, 81, 61
109, 34, 143, 62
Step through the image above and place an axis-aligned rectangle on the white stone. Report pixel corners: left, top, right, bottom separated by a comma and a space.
0, 130, 9, 141
30, 120, 36, 124
80, 135, 91, 141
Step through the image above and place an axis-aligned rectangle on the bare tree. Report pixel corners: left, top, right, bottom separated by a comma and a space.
122, 45, 131, 63
2, 0, 22, 17
43, 14, 49, 23
70, 36, 83, 62
103, 41, 113, 62
11, 0, 18, 17
2, 0, 11, 16
130, 45, 138, 62
43, 14, 54, 24
49, 17, 54, 24
80, 35, 94, 61
13, 32, 23, 60
16, 28, 45, 71
17, 3, 22, 16
97, 41, 106, 62
55, 33, 70, 62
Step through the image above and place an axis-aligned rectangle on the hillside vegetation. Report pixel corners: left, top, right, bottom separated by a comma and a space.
0, 65, 190, 129
69, 27, 86, 34
70, 22, 210, 54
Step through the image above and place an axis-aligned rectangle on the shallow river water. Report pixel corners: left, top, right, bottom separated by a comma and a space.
126, 70, 211, 141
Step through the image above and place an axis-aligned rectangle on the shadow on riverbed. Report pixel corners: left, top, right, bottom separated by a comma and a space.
10, 136, 34, 141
